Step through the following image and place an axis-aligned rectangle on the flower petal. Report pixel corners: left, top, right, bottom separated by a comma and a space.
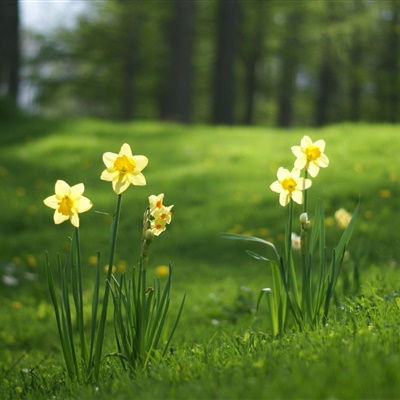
307, 163, 320, 177
70, 212, 80, 228
70, 183, 85, 199
277, 167, 290, 181
76, 196, 93, 213
291, 190, 303, 205
133, 155, 148, 171
127, 172, 146, 186
55, 180, 70, 196
279, 191, 290, 206
270, 181, 282, 193
54, 211, 69, 225
43, 195, 59, 209
102, 152, 118, 168
120, 143, 133, 157
100, 169, 119, 182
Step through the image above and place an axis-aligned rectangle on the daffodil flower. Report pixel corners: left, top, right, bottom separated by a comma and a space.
150, 216, 168, 236
100, 143, 148, 194
270, 167, 312, 206
291, 232, 301, 250
43, 180, 93, 227
148, 193, 164, 216
291, 136, 329, 177
153, 204, 173, 224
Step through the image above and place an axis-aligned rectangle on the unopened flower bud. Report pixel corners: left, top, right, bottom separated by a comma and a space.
300, 213, 309, 224
144, 228, 154, 241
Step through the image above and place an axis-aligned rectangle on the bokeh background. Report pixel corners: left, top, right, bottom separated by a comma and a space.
2, 0, 400, 126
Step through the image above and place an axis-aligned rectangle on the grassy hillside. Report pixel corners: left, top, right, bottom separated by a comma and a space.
1, 117, 399, 399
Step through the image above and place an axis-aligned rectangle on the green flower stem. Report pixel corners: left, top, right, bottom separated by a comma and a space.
93, 193, 123, 382
74, 227, 88, 369
303, 169, 309, 216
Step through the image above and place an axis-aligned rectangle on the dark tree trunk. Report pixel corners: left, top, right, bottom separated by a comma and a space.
212, 0, 240, 125
0, 0, 20, 103
276, 10, 302, 128
160, 0, 195, 123
242, 5, 264, 125
376, 3, 400, 122
120, 27, 138, 121
314, 55, 338, 127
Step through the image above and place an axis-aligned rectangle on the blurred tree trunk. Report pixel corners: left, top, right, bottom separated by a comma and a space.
375, 2, 400, 122
313, 2, 341, 127
242, 3, 265, 125
120, 26, 138, 121
276, 8, 303, 127
212, 0, 240, 124
160, 0, 195, 123
0, 0, 20, 103
119, 2, 141, 121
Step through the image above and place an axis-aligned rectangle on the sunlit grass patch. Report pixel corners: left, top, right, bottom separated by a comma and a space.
1, 118, 400, 398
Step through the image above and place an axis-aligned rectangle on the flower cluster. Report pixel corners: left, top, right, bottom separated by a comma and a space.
148, 193, 174, 236
42, 142, 180, 383
270, 136, 329, 206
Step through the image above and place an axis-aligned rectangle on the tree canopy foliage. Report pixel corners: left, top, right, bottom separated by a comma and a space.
22, 0, 400, 126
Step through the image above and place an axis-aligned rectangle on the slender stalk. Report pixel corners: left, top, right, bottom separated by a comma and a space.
74, 227, 88, 368
93, 194, 123, 382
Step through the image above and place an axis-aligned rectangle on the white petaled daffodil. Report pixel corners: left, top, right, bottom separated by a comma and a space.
43, 180, 93, 227
291, 136, 329, 177
153, 204, 174, 224
148, 193, 164, 216
150, 216, 168, 236
101, 143, 148, 194
270, 167, 312, 207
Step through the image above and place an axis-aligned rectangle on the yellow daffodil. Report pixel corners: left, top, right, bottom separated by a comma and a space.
100, 143, 148, 194
291, 136, 329, 177
43, 180, 93, 227
270, 167, 312, 206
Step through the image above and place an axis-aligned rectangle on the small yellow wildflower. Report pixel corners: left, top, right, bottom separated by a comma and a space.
156, 265, 170, 277
100, 143, 148, 194
43, 180, 93, 227
334, 208, 352, 229
291, 136, 329, 177
270, 167, 312, 207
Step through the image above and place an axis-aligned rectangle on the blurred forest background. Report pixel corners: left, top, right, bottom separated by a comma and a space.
1, 0, 400, 127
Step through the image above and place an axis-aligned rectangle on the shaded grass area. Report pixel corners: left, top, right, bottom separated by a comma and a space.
1, 117, 400, 398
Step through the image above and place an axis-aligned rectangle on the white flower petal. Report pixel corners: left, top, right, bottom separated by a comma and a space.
279, 191, 290, 206
291, 190, 303, 205
270, 181, 282, 193
307, 163, 320, 177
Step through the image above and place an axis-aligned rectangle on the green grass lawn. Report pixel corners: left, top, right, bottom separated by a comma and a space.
1, 117, 400, 399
